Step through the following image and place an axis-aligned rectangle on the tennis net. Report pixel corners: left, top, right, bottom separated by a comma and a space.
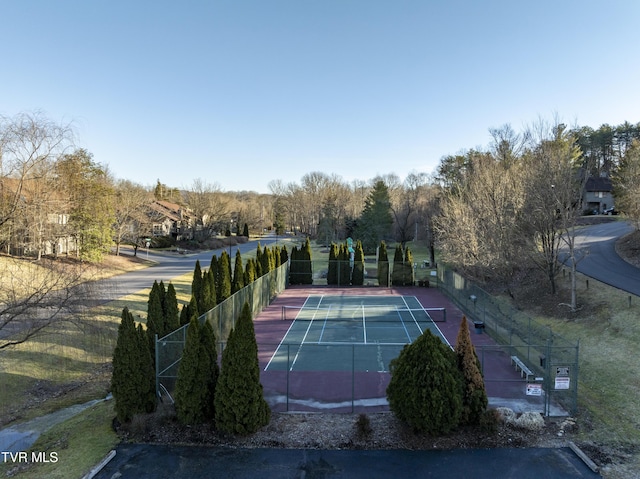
281, 305, 446, 323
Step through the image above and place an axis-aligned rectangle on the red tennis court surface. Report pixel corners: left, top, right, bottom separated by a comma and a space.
254, 285, 562, 415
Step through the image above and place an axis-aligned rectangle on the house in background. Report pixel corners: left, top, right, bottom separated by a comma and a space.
583, 176, 614, 214
147, 200, 193, 240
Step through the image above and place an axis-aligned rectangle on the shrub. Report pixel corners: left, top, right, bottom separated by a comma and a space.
386, 330, 464, 435
355, 413, 373, 440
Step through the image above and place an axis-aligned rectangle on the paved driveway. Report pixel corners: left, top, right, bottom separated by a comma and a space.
565, 221, 640, 295
94, 444, 601, 479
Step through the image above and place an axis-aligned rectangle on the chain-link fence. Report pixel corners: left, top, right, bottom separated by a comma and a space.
155, 262, 289, 400
437, 266, 579, 415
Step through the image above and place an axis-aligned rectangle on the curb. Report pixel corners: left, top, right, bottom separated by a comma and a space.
82, 449, 116, 479
568, 441, 599, 473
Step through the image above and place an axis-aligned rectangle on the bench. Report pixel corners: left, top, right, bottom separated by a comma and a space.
511, 356, 534, 381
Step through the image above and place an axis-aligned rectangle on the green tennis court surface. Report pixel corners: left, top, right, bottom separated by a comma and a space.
265, 295, 448, 373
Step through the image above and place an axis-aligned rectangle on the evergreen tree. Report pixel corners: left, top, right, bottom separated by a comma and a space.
355, 179, 393, 254
244, 258, 257, 285
146, 281, 163, 353
378, 241, 389, 287
112, 307, 155, 423
339, 243, 350, 286
289, 246, 299, 284
352, 240, 365, 286
179, 302, 191, 327
404, 247, 415, 286
455, 317, 488, 425
243, 222, 249, 237
214, 302, 271, 434
201, 319, 220, 420
137, 323, 157, 414
260, 244, 271, 275
232, 250, 245, 293
192, 260, 204, 314
280, 245, 288, 265
164, 283, 180, 333
202, 270, 217, 313
386, 330, 464, 435
327, 243, 338, 285
302, 237, 313, 284
157, 281, 168, 332
255, 243, 264, 277
391, 245, 404, 286
217, 251, 232, 302
174, 318, 209, 424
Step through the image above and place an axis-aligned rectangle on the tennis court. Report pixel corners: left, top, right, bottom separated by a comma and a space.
264, 295, 448, 373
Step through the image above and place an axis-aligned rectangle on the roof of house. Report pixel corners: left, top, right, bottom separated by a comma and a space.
585, 176, 613, 192
147, 200, 190, 222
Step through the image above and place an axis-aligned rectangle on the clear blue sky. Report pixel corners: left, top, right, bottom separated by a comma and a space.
3, 1, 639, 193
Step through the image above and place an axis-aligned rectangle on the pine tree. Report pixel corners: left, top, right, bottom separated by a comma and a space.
232, 250, 245, 294
355, 179, 393, 254
378, 241, 389, 287
455, 317, 488, 425
260, 245, 271, 276
243, 222, 249, 237
214, 302, 270, 434
386, 330, 464, 435
280, 245, 288, 265
112, 307, 155, 423
352, 240, 365, 285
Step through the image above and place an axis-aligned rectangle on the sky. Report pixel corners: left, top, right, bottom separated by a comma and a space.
2, 1, 640, 194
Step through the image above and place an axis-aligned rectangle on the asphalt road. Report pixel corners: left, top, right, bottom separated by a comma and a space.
565, 221, 640, 296
94, 444, 602, 479
95, 234, 282, 303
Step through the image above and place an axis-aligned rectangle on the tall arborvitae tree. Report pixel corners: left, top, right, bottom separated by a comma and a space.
391, 244, 404, 286
243, 222, 249, 237
174, 317, 209, 425
164, 283, 180, 333
327, 243, 338, 285
352, 240, 365, 286
280, 245, 288, 265
157, 281, 168, 331
244, 258, 257, 285
202, 270, 217, 313
386, 330, 464, 435
179, 302, 191, 327
339, 243, 350, 286
201, 319, 220, 421
455, 317, 488, 425
146, 281, 163, 353
302, 237, 313, 284
260, 245, 271, 276
112, 307, 155, 422
378, 241, 389, 287
217, 251, 232, 303
289, 245, 299, 284
255, 243, 264, 277
192, 260, 204, 314
214, 302, 271, 434
404, 247, 415, 286
137, 323, 157, 414
232, 250, 245, 294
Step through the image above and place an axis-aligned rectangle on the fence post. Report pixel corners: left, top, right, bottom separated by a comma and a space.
351, 344, 355, 413
155, 333, 160, 401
